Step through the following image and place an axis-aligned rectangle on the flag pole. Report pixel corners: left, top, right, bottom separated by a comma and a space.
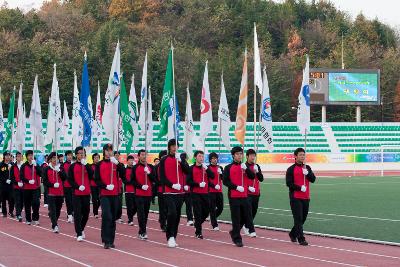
303, 129, 307, 185
171, 44, 179, 185
253, 75, 257, 151
144, 85, 149, 186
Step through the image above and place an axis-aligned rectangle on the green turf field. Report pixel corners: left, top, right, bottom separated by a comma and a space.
151, 176, 400, 243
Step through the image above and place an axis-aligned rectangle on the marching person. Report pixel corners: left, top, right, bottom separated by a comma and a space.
181, 152, 194, 227
155, 150, 167, 231
114, 151, 125, 223
68, 146, 93, 242
90, 153, 101, 218
12, 152, 24, 222
131, 149, 156, 239
41, 155, 49, 208
95, 144, 125, 249
286, 148, 316, 246
151, 158, 160, 205
207, 152, 224, 231
20, 150, 42, 225
122, 154, 137, 226
62, 150, 74, 223
159, 139, 189, 248
43, 152, 66, 233
0, 151, 15, 217
186, 150, 214, 239
223, 146, 256, 247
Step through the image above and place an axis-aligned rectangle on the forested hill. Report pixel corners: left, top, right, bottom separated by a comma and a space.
0, 0, 399, 122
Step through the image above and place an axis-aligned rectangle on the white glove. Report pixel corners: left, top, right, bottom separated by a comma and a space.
301, 185, 307, 192
184, 185, 189, 191
55, 165, 60, 172
81, 159, 87, 166
79, 185, 85, 191
54, 182, 60, 188
144, 166, 151, 174
217, 168, 222, 174
18, 182, 23, 187
141, 184, 149, 191
172, 183, 181, 191
254, 166, 259, 173
110, 157, 119, 165
236, 186, 245, 192
302, 168, 309, 176
215, 184, 221, 190
106, 184, 114, 191
8, 163, 12, 169
6, 179, 11, 184
199, 181, 206, 188
241, 163, 247, 170
248, 186, 256, 193
29, 179, 35, 185
202, 163, 207, 170
31, 160, 36, 165
175, 154, 181, 162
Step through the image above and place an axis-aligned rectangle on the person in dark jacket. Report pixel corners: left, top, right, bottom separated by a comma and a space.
61, 150, 74, 223
286, 147, 316, 246
207, 152, 224, 231
0, 151, 14, 217
122, 154, 137, 226
90, 153, 101, 218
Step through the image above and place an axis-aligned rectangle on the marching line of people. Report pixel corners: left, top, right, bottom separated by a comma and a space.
0, 140, 316, 249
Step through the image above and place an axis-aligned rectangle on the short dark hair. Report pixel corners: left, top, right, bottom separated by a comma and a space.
92, 153, 100, 160
114, 151, 120, 156
159, 150, 168, 159
194, 150, 204, 158
208, 152, 218, 162
246, 149, 256, 157
65, 150, 73, 156
127, 155, 134, 160
294, 148, 305, 156
3, 151, 10, 157
153, 157, 160, 163
168, 139, 178, 150
15, 152, 22, 156
48, 152, 57, 160
57, 154, 64, 158
25, 150, 34, 157
137, 149, 146, 157
74, 146, 84, 155
231, 146, 243, 156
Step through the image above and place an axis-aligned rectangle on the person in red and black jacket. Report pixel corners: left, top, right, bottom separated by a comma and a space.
186, 150, 215, 239
242, 149, 264, 236
11, 152, 24, 222
0, 151, 15, 218
113, 151, 125, 223
155, 150, 167, 231
41, 154, 49, 208
286, 148, 316, 246
207, 152, 224, 231
90, 153, 101, 218
20, 150, 42, 225
61, 150, 74, 223
42, 152, 66, 233
159, 139, 190, 248
131, 149, 156, 239
68, 146, 93, 242
122, 154, 137, 226
95, 144, 125, 249
223, 146, 256, 247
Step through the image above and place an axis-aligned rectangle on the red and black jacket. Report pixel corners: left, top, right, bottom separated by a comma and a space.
20, 161, 42, 190
245, 162, 264, 196
43, 165, 66, 196
11, 163, 23, 190
186, 164, 215, 194
94, 159, 125, 196
89, 164, 97, 187
61, 161, 72, 188
208, 164, 223, 193
159, 154, 189, 194
286, 163, 316, 200
223, 161, 255, 198
67, 162, 93, 196
131, 163, 156, 197
122, 165, 135, 193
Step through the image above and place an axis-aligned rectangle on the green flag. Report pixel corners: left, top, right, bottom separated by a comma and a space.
3, 89, 15, 151
120, 74, 134, 153
158, 48, 174, 138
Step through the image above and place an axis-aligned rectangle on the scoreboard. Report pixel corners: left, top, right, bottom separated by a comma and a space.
309, 68, 380, 105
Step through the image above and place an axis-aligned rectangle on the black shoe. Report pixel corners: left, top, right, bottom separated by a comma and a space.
8, 212, 15, 218
110, 244, 115, 248
17, 216, 23, 222
299, 240, 309, 246
104, 243, 111, 249
195, 234, 203, 239
161, 225, 167, 232
234, 240, 243, 247
289, 233, 297, 243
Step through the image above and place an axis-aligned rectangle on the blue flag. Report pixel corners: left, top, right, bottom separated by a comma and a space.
79, 55, 92, 147
0, 133, 3, 146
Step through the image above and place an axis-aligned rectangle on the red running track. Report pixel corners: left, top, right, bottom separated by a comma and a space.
0, 206, 399, 267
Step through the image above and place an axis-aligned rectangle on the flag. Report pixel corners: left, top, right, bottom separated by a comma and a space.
235, 49, 248, 145
93, 81, 103, 148
15, 83, 25, 151
21, 104, 26, 150
158, 48, 174, 138
184, 87, 195, 158
119, 74, 133, 153
199, 61, 213, 144
29, 75, 44, 150
297, 55, 310, 135
138, 52, 148, 135
45, 64, 62, 151
71, 71, 82, 147
254, 23, 263, 94
103, 41, 121, 147
259, 66, 274, 151
79, 53, 92, 147
62, 100, 70, 143
146, 86, 153, 149
167, 94, 180, 141
3, 88, 15, 151
216, 74, 231, 150
128, 74, 139, 148
0, 87, 4, 145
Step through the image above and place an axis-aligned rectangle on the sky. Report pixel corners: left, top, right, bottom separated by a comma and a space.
1, 0, 399, 29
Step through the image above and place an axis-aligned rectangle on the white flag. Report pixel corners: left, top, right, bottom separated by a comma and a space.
45, 63, 63, 151
71, 71, 82, 147
29, 75, 44, 150
128, 74, 139, 148
184, 87, 195, 158
103, 41, 121, 147
138, 52, 148, 135
199, 61, 213, 145
216, 74, 231, 151
93, 81, 103, 148
260, 66, 274, 151
145, 85, 153, 149
254, 23, 263, 94
21, 104, 26, 150
297, 55, 310, 135
62, 100, 70, 142
15, 83, 25, 151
